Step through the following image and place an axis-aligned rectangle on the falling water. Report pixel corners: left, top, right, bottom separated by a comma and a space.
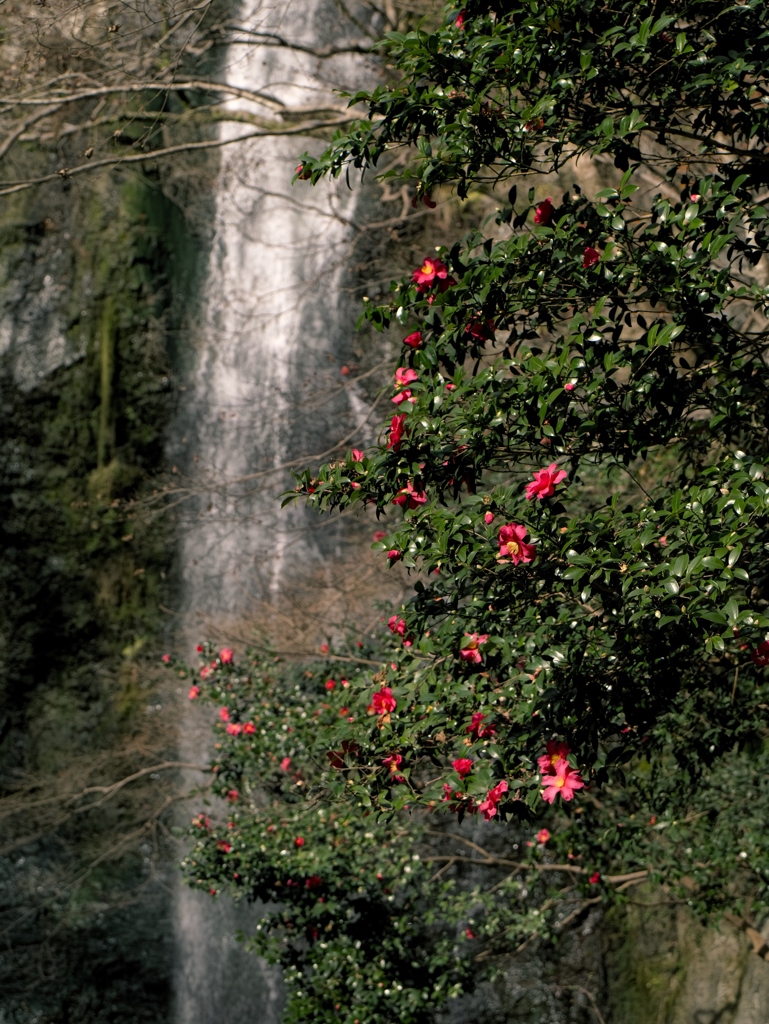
169, 1, 376, 1020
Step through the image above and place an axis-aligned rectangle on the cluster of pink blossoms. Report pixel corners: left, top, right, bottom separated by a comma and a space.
539, 741, 584, 803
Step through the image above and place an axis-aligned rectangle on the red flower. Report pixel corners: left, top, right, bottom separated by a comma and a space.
541, 761, 585, 803
225, 723, 242, 736
526, 463, 567, 500
538, 740, 571, 774
387, 549, 402, 564
320, 643, 329, 654
242, 722, 256, 734
325, 679, 336, 691
582, 246, 600, 268
467, 712, 496, 739
395, 367, 418, 388
219, 707, 230, 722
752, 641, 769, 667
188, 685, 200, 700
589, 871, 601, 884
281, 757, 291, 771
295, 837, 305, 847
484, 511, 494, 524
387, 413, 407, 452
220, 648, 233, 664
392, 389, 414, 406
403, 331, 423, 349
196, 644, 203, 653
393, 481, 427, 510
564, 381, 575, 391
383, 753, 403, 772
388, 616, 407, 636
497, 523, 536, 565
535, 828, 551, 844
162, 653, 170, 664
478, 780, 508, 821
445, 382, 457, 391
412, 257, 455, 294
217, 840, 232, 853
459, 633, 490, 665
295, 163, 312, 180
200, 666, 211, 680
534, 198, 554, 226
452, 757, 474, 779
466, 319, 495, 342
464, 927, 475, 938
305, 874, 322, 889
373, 530, 387, 542
455, 10, 466, 28
369, 686, 397, 715
351, 449, 365, 462
226, 789, 239, 802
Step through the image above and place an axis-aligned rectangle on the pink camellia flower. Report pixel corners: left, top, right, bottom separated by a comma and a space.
467, 712, 497, 739
368, 686, 397, 715
387, 549, 402, 564
541, 761, 585, 803
219, 707, 230, 722
445, 382, 457, 392
188, 685, 200, 700
464, 927, 475, 939
526, 463, 567, 500
582, 246, 600, 268
295, 837, 305, 848
484, 511, 494, 524
392, 388, 414, 406
395, 367, 418, 387
388, 616, 407, 636
752, 641, 769, 667
459, 633, 490, 665
162, 653, 171, 664
412, 257, 452, 293
226, 723, 242, 736
295, 164, 312, 180
538, 740, 571, 774
589, 871, 601, 884
351, 449, 365, 462
479, 779, 509, 821
242, 722, 256, 734
534, 198, 554, 226
217, 840, 232, 853
393, 481, 427, 510
226, 789, 239, 802
320, 643, 329, 654
466, 318, 495, 342
387, 413, 407, 451
220, 648, 233, 664
373, 530, 387, 542
325, 679, 336, 691
497, 523, 536, 565
200, 665, 212, 680
281, 757, 291, 771
455, 9, 466, 29
403, 330, 423, 349
452, 757, 474, 779
564, 382, 575, 391
383, 753, 402, 772
535, 828, 551, 844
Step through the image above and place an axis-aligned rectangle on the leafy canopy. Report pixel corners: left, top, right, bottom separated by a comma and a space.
181, 2, 769, 1021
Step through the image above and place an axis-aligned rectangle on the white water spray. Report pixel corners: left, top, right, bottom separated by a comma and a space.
170, 1, 375, 1020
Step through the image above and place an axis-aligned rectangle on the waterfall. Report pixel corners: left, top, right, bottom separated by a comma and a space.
169, 1, 376, 1020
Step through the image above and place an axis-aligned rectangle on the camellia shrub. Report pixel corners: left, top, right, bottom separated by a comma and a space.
178, 1, 769, 1020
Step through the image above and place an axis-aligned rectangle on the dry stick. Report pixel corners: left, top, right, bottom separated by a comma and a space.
557, 985, 607, 1024
723, 912, 769, 960
0, 117, 355, 197
0, 105, 59, 160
